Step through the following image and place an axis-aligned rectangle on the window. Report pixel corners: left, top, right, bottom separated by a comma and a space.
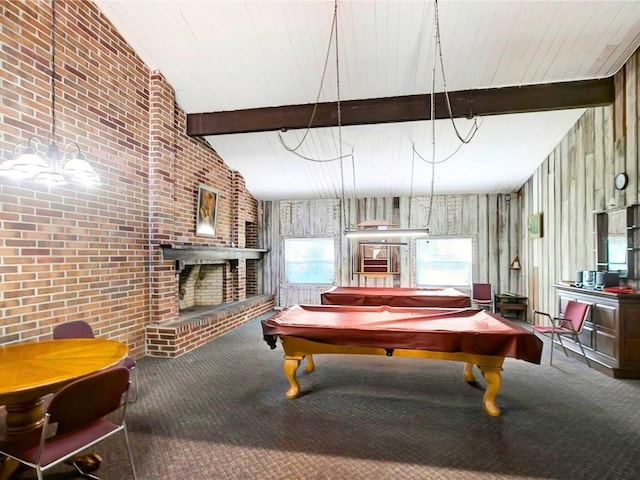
285, 238, 335, 284
416, 238, 473, 287
607, 235, 627, 273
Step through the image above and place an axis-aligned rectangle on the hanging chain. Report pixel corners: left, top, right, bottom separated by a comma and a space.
414, 0, 480, 170
277, 0, 351, 226
426, 9, 437, 231
281, 3, 335, 152
334, 0, 349, 230
277, 136, 353, 163
50, 0, 57, 141
420, 0, 484, 229
409, 147, 416, 228
434, 0, 477, 144
277, 0, 352, 164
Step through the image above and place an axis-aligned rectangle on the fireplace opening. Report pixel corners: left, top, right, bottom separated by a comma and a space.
178, 263, 226, 311
162, 244, 268, 324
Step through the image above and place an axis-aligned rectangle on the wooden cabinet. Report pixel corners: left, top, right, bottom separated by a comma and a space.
554, 284, 640, 378
495, 294, 528, 322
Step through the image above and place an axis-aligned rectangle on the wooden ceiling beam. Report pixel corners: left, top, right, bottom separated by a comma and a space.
186, 78, 614, 136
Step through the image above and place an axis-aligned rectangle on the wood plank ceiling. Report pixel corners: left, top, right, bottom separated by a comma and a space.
94, 0, 640, 201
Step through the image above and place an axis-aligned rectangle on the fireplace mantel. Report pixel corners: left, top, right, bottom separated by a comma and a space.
161, 245, 268, 264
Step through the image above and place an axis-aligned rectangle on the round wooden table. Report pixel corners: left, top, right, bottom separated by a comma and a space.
0, 338, 128, 479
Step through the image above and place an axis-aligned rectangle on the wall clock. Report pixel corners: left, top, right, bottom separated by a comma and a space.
615, 172, 629, 191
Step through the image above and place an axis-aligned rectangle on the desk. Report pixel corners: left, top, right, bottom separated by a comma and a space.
495, 294, 528, 322
0, 338, 128, 480
321, 286, 471, 308
262, 305, 542, 416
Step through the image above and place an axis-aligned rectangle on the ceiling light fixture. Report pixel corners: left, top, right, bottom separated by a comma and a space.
344, 227, 430, 239
357, 241, 409, 247
0, 0, 100, 187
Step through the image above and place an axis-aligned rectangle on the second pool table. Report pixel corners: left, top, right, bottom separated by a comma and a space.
321, 286, 471, 308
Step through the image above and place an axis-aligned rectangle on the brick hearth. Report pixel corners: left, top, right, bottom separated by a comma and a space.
146, 295, 274, 358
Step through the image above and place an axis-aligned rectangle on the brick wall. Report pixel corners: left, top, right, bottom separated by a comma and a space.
246, 259, 259, 296
0, 0, 267, 356
193, 265, 224, 306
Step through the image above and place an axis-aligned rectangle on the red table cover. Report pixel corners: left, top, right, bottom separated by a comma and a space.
262, 304, 542, 364
321, 286, 471, 308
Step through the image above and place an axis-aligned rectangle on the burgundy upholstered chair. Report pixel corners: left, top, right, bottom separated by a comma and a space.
471, 283, 494, 311
0, 366, 137, 480
532, 300, 591, 367
53, 320, 138, 402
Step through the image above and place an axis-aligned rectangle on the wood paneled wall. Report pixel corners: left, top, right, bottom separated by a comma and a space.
522, 49, 640, 315
262, 48, 640, 312
261, 193, 521, 308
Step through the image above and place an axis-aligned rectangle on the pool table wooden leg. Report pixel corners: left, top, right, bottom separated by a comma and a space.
304, 354, 315, 372
479, 367, 502, 417
463, 362, 476, 382
283, 356, 303, 399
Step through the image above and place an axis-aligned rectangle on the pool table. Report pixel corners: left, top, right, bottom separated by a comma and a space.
321, 286, 471, 308
262, 305, 542, 416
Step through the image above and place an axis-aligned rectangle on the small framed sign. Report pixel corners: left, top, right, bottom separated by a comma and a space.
196, 184, 219, 237
528, 213, 543, 239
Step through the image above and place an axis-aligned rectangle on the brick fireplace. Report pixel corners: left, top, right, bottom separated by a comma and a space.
144, 245, 273, 358
175, 253, 261, 313
134, 72, 275, 358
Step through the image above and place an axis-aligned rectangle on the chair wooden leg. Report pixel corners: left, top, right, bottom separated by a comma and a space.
549, 330, 555, 366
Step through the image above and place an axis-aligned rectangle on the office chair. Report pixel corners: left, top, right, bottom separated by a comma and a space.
0, 366, 137, 480
532, 300, 591, 367
53, 320, 139, 402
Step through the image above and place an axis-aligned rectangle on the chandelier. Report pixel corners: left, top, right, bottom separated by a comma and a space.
0, 0, 100, 187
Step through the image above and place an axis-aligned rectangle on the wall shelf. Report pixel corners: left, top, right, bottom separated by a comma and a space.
596, 205, 640, 279
627, 205, 640, 279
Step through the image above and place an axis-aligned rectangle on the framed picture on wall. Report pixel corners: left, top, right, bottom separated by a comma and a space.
196, 184, 219, 237
528, 213, 543, 239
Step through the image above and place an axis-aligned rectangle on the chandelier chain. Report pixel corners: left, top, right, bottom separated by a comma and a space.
50, 0, 57, 141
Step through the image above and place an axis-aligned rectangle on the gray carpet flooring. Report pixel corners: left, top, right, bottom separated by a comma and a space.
13, 312, 640, 480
